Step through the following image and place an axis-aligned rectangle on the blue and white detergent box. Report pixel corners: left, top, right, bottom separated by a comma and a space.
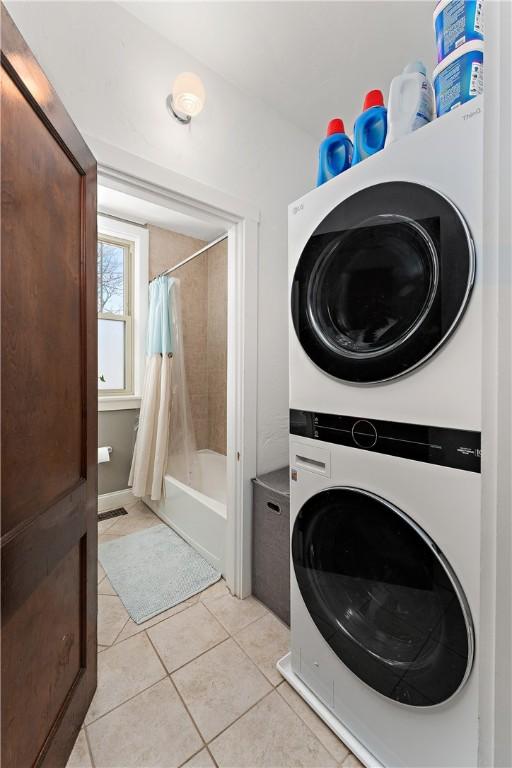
434, 0, 484, 63
433, 40, 483, 116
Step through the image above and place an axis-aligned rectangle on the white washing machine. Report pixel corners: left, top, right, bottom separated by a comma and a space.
278, 424, 480, 767
289, 97, 483, 430
281, 97, 484, 767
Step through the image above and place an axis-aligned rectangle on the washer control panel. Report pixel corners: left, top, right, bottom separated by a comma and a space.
290, 409, 481, 473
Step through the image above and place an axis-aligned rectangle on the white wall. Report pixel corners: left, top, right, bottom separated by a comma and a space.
7, 0, 317, 474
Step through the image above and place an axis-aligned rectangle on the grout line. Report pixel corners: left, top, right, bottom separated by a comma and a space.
175, 744, 206, 768
88, 581, 294, 766
206, 687, 276, 748
167, 635, 231, 677
98, 502, 159, 537
86, 632, 168, 728
275, 684, 350, 764
93, 555, 295, 760
85, 669, 169, 729
101, 575, 228, 652
97, 517, 119, 534
201, 594, 268, 636
109, 597, 201, 647
201, 599, 285, 687
146, 632, 210, 755
229, 629, 284, 688
109, 614, 131, 646
83, 726, 97, 768
167, 603, 278, 748
205, 744, 219, 768
150, 619, 273, 752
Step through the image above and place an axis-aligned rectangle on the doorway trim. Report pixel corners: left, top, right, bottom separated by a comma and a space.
479, 2, 512, 766
91, 136, 259, 599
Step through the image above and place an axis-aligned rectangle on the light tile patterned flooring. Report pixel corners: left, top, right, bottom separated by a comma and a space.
68, 500, 363, 768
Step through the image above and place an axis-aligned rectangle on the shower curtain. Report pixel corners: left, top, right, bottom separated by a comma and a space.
129, 276, 195, 501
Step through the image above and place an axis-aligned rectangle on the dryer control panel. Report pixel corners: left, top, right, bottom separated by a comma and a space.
290, 409, 481, 473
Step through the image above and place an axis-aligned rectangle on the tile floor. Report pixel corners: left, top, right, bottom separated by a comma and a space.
69, 499, 363, 768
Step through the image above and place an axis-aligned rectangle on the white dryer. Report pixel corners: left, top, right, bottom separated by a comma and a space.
278, 422, 481, 767
282, 97, 485, 767
289, 97, 483, 430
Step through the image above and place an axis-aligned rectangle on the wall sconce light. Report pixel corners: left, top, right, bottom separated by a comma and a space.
166, 72, 206, 124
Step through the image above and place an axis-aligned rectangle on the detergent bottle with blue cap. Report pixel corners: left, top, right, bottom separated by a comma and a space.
316, 118, 353, 186
352, 90, 387, 165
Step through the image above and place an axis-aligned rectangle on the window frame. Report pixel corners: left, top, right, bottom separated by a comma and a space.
97, 233, 134, 397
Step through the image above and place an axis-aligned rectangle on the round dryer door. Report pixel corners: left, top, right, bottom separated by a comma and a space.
291, 182, 475, 382
292, 488, 474, 707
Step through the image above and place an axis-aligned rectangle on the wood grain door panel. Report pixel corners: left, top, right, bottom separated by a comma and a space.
2, 538, 84, 768
1, 66, 83, 532
1, 5, 97, 766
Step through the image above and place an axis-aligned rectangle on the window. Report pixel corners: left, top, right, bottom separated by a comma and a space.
97, 234, 133, 395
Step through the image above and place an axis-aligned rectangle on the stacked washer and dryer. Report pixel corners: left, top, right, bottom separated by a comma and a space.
278, 97, 484, 768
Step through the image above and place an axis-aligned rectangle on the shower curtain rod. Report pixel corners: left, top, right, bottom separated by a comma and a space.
151, 233, 228, 282
98, 210, 148, 229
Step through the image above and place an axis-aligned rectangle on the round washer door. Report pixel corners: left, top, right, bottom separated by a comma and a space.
291, 182, 475, 383
292, 487, 474, 707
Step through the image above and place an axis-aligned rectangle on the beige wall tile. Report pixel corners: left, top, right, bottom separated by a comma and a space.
207, 240, 227, 455
149, 226, 208, 449
148, 226, 227, 458
149, 226, 206, 280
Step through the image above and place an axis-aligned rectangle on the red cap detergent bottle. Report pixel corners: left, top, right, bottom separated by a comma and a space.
316, 118, 354, 186
352, 90, 387, 165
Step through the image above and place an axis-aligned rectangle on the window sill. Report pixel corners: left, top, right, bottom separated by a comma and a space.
98, 395, 141, 412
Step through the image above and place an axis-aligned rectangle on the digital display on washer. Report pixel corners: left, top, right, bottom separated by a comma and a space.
292, 488, 474, 706
290, 409, 481, 473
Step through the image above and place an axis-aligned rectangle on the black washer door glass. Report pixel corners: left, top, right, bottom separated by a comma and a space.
292, 488, 474, 706
308, 215, 437, 357
292, 182, 474, 382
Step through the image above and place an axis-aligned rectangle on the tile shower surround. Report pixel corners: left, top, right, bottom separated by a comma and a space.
149, 225, 227, 456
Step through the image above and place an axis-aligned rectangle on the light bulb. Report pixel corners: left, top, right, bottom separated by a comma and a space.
172, 72, 205, 118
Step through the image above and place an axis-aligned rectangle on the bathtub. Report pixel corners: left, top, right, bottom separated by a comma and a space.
145, 449, 227, 573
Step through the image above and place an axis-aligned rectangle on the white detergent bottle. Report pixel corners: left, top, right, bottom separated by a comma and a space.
385, 61, 434, 146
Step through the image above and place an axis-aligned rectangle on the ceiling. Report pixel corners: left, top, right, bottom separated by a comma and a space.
120, 1, 436, 139
98, 186, 225, 241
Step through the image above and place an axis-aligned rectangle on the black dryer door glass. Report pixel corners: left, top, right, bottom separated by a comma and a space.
292, 488, 474, 707
291, 182, 475, 382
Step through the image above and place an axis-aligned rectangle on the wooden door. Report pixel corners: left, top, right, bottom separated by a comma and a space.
1, 6, 97, 766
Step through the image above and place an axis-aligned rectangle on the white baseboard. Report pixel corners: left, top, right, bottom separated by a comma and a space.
98, 488, 135, 513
